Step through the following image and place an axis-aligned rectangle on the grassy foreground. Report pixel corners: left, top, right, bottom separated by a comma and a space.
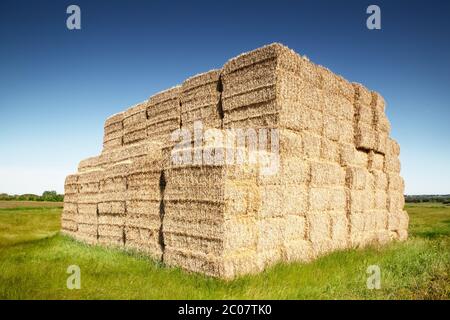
0, 201, 448, 299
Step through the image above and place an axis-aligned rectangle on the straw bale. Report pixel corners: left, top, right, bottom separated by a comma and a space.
125, 214, 160, 230
374, 190, 387, 210
345, 166, 369, 190
374, 132, 388, 154
98, 201, 125, 215
355, 102, 373, 125
258, 156, 310, 186
164, 247, 222, 277
349, 190, 374, 212
310, 161, 345, 187
98, 214, 125, 226
123, 128, 147, 145
75, 233, 98, 245
372, 170, 388, 190
104, 120, 123, 136
279, 73, 323, 113
320, 138, 340, 162
123, 102, 147, 129
77, 223, 97, 236
98, 224, 123, 238
387, 210, 409, 231
283, 239, 313, 262
281, 106, 323, 134
387, 193, 405, 212
323, 93, 354, 121
103, 137, 123, 150
302, 132, 321, 159
329, 211, 348, 245
78, 156, 103, 173
104, 111, 124, 128
355, 122, 376, 151
371, 91, 385, 110
387, 173, 404, 191
223, 250, 260, 278
61, 219, 77, 232
164, 200, 224, 222
222, 43, 283, 76
63, 202, 77, 214
368, 151, 385, 171
318, 66, 355, 102
165, 232, 223, 256
355, 150, 369, 168
309, 187, 346, 211
163, 216, 223, 239
98, 236, 123, 247
259, 185, 308, 217
147, 86, 181, 121
222, 59, 277, 100
384, 155, 401, 173
307, 212, 331, 243
283, 214, 307, 241
256, 218, 284, 250
256, 248, 283, 270
372, 209, 388, 230
353, 83, 372, 105
126, 200, 160, 216
223, 217, 257, 252
373, 107, 391, 134
386, 138, 401, 156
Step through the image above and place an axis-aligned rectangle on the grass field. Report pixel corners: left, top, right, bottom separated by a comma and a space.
0, 201, 448, 299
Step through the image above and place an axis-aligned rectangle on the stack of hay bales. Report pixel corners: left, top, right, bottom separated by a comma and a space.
61, 43, 407, 279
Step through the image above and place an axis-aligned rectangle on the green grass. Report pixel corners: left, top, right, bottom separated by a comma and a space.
0, 202, 448, 299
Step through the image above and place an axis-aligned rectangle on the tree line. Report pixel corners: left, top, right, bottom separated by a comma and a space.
0, 191, 64, 202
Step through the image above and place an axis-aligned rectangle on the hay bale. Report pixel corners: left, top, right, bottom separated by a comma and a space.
318, 66, 354, 103
355, 122, 376, 151
309, 187, 346, 211
281, 106, 323, 134
387, 193, 405, 212
368, 151, 385, 172
345, 166, 366, 190
372, 170, 388, 190
374, 190, 387, 210
384, 155, 401, 173
302, 132, 321, 159
310, 161, 346, 187
349, 190, 374, 212
320, 138, 340, 163
323, 93, 354, 121
307, 212, 331, 243
283, 239, 313, 262
181, 69, 222, 130
329, 210, 348, 248
259, 185, 308, 217
223, 217, 257, 253
279, 73, 324, 112
352, 83, 372, 106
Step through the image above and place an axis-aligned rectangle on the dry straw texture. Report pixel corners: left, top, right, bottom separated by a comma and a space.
62, 43, 407, 278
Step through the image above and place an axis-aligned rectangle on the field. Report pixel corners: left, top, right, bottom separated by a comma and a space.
0, 201, 448, 299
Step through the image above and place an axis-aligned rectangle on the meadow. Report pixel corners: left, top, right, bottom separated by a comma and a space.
0, 201, 448, 299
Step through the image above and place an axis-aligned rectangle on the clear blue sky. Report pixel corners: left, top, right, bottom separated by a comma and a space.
0, 0, 449, 195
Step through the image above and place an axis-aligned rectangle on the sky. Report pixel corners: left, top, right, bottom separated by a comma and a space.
0, 0, 449, 195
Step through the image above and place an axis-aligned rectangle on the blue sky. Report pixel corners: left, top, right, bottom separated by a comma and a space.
0, 0, 449, 195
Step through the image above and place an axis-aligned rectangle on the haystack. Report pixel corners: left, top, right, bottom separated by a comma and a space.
62, 43, 407, 278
